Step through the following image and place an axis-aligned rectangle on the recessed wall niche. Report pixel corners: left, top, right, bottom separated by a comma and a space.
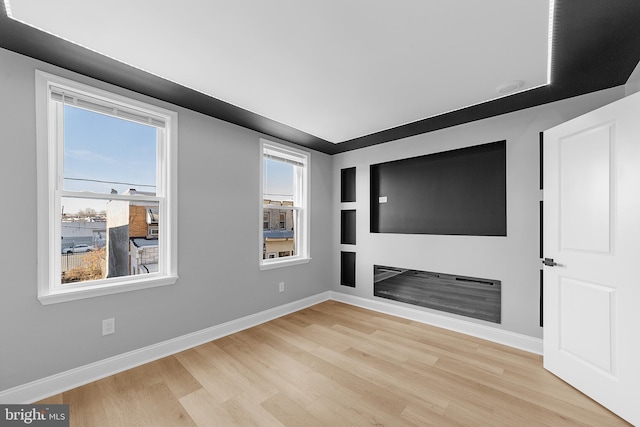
340, 167, 356, 288
341, 251, 356, 287
340, 210, 356, 245
370, 141, 506, 236
341, 167, 356, 202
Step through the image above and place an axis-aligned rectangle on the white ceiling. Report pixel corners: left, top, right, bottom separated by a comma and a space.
7, 0, 550, 143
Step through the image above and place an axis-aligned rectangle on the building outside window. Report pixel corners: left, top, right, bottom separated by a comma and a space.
146, 208, 159, 238
263, 211, 270, 230
260, 139, 310, 269
35, 71, 178, 304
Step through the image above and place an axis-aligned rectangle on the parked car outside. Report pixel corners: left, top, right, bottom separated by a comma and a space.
62, 244, 94, 254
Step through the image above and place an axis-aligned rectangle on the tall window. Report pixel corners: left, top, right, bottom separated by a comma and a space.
260, 139, 310, 269
36, 71, 178, 304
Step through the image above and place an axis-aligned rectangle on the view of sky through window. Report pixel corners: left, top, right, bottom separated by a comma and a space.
63, 105, 295, 214
263, 158, 294, 202
62, 105, 157, 214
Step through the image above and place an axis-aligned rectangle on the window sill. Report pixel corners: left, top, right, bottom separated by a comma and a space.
38, 275, 178, 305
259, 257, 311, 271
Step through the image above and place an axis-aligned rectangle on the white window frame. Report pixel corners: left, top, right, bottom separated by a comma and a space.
259, 139, 310, 270
35, 70, 178, 304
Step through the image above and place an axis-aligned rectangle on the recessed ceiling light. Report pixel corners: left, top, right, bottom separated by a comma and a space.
496, 80, 525, 95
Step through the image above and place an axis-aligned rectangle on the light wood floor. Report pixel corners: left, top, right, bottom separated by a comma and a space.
37, 301, 631, 426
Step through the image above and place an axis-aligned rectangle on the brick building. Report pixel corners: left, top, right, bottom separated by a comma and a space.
106, 189, 159, 277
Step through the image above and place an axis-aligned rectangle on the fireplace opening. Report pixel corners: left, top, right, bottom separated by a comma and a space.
373, 265, 501, 323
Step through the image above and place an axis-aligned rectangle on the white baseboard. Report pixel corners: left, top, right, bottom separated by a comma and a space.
0, 291, 332, 404
0, 290, 542, 404
329, 291, 543, 355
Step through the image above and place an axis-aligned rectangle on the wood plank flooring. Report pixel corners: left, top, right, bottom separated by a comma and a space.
37, 301, 631, 426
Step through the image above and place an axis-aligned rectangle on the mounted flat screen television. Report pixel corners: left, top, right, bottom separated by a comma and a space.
370, 140, 506, 236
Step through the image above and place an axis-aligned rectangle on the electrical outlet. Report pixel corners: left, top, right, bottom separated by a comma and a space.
102, 318, 115, 336
279, 282, 285, 293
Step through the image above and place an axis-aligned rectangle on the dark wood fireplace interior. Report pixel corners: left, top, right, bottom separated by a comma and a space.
374, 265, 501, 323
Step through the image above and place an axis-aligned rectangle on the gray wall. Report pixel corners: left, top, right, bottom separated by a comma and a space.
332, 86, 626, 339
0, 47, 333, 391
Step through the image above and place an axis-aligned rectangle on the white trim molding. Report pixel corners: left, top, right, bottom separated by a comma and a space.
0, 292, 331, 404
0, 290, 542, 404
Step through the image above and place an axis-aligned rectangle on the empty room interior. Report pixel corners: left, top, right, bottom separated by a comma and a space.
1, 0, 640, 425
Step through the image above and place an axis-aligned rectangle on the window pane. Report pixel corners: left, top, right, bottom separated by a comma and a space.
263, 158, 294, 203
63, 105, 158, 196
262, 205, 295, 260
61, 197, 160, 284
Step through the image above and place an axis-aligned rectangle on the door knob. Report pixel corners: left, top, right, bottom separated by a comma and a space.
542, 258, 559, 267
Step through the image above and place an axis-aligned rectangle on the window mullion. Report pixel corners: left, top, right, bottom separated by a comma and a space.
59, 190, 161, 203
263, 205, 300, 211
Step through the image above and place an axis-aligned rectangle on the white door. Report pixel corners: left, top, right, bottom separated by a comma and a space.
543, 91, 640, 425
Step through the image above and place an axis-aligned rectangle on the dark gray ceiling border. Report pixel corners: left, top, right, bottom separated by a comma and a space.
1, 0, 639, 155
